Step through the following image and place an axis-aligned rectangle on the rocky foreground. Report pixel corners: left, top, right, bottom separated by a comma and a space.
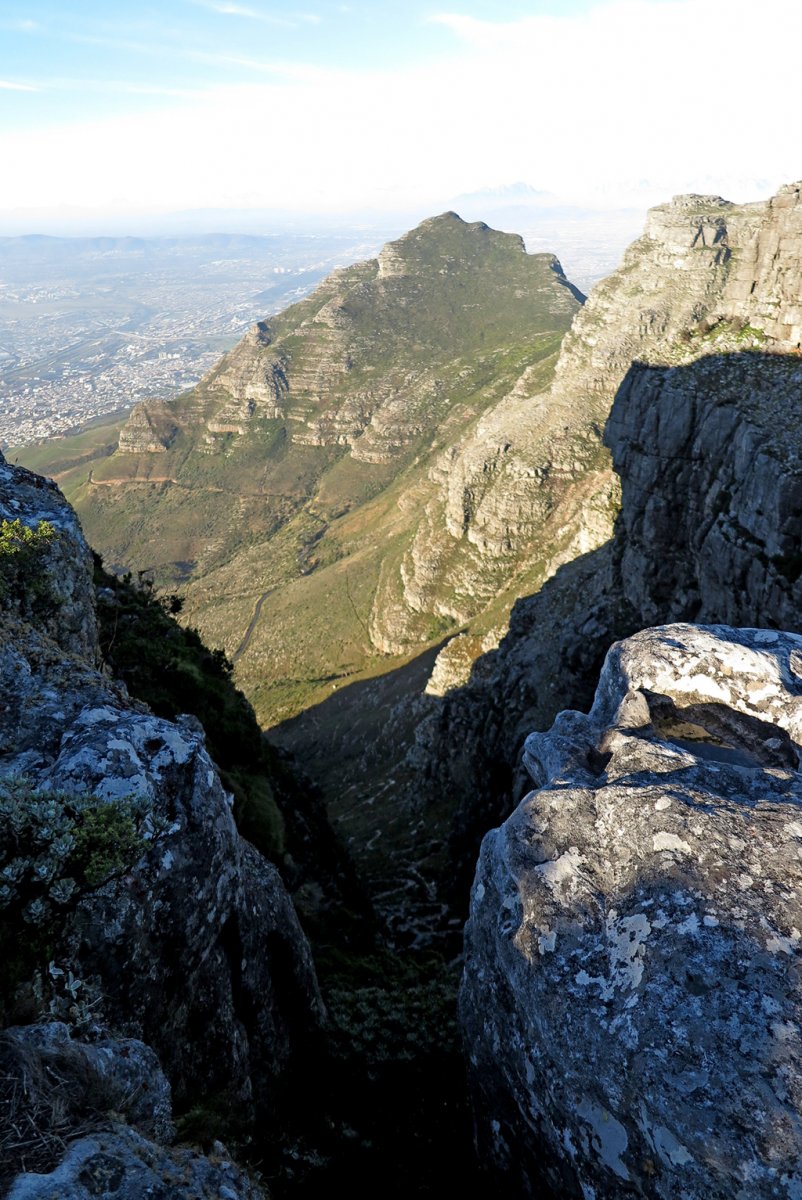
0, 454, 322, 1197
463, 623, 802, 1198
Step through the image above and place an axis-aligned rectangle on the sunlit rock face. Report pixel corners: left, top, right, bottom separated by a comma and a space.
461, 624, 802, 1199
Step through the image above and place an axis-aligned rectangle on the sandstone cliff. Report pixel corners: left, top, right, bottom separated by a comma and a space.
273, 182, 802, 941
26, 213, 583, 730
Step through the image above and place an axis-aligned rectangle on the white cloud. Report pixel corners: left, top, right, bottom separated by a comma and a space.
188, 1, 296, 25
2, 0, 801, 218
0, 80, 39, 92
0, 18, 40, 33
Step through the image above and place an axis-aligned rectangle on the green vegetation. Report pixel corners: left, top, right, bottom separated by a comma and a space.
0, 517, 57, 615
692, 316, 767, 348
16, 216, 582, 728
0, 776, 148, 1022
94, 558, 287, 859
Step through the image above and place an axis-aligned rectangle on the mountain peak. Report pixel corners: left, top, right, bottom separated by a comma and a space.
376, 210, 526, 278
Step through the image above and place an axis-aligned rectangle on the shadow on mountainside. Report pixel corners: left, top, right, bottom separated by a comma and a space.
264, 350, 802, 1197
271, 349, 802, 932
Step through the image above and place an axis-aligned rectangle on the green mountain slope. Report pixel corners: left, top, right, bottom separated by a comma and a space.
17, 213, 585, 725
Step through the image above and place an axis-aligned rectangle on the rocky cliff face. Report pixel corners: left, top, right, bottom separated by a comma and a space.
274, 182, 802, 941
0, 459, 98, 661
383, 181, 802, 892
462, 623, 802, 1199
30, 212, 583, 731
398, 184, 802, 666
0, 450, 323, 1194
189, 215, 580, 464
608, 349, 802, 631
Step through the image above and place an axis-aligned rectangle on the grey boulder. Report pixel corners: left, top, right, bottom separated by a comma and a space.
461, 623, 802, 1199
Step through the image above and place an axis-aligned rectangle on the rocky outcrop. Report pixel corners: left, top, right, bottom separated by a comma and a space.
116, 400, 177, 454
0, 457, 98, 661
1, 1023, 263, 1199
204, 320, 288, 423
0, 449, 323, 1193
607, 349, 802, 632
8, 1129, 265, 1200
365, 182, 802, 917
462, 623, 802, 1199
1, 609, 323, 1111
386, 185, 802, 656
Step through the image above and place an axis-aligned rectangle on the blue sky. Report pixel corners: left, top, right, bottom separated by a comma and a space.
0, 0, 800, 228
1, 0, 601, 125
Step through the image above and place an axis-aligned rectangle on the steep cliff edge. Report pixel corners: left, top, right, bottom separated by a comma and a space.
462, 623, 802, 1199
0, 451, 324, 1194
273, 182, 802, 939
402, 183, 802, 666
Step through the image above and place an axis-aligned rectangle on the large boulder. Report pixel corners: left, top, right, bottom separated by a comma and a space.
461, 624, 802, 1199
0, 616, 323, 1125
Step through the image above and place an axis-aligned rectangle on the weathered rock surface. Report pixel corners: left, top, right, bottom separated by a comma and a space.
7, 1128, 265, 1200
4, 1022, 174, 1145
379, 187, 780, 654
1, 610, 323, 1114
0, 457, 98, 661
424, 337, 802, 911
607, 349, 802, 632
116, 400, 177, 454
462, 623, 802, 1199
0, 448, 323, 1191
406, 182, 802, 663
354, 181, 802, 928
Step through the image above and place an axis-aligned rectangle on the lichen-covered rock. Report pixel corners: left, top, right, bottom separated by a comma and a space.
7, 1127, 266, 1200
0, 452, 324, 1153
0, 454, 98, 661
1, 613, 323, 1115
461, 624, 802, 1199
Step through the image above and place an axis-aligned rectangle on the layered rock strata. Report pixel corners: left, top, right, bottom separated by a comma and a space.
118, 214, 579, 468
400, 183, 802, 660
462, 623, 802, 1199
388, 182, 802, 913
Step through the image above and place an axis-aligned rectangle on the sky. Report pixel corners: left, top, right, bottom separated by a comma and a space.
1, 0, 801, 231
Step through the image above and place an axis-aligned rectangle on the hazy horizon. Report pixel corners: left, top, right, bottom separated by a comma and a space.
1, 0, 800, 236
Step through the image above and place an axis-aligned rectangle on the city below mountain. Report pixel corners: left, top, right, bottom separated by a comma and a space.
6, 180, 802, 1199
